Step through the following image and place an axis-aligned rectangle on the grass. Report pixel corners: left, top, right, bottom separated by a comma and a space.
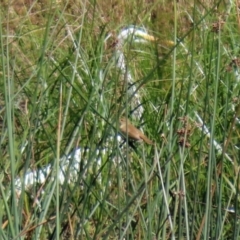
0, 0, 240, 239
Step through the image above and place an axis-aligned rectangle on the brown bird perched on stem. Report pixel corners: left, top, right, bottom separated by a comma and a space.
119, 117, 153, 145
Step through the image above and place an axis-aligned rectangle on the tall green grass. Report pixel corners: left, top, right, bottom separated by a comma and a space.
0, 0, 239, 239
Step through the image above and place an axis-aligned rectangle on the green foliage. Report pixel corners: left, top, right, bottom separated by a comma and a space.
0, 0, 240, 239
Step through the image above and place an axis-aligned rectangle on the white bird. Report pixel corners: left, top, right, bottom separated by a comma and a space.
15, 26, 156, 195
106, 26, 156, 119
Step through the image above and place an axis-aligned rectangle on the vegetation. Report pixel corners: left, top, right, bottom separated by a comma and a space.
0, 0, 239, 239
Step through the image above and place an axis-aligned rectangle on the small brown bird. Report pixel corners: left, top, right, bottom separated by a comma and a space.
119, 117, 153, 145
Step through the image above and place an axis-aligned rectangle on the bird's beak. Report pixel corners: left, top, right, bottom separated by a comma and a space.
139, 32, 175, 47
139, 32, 156, 42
